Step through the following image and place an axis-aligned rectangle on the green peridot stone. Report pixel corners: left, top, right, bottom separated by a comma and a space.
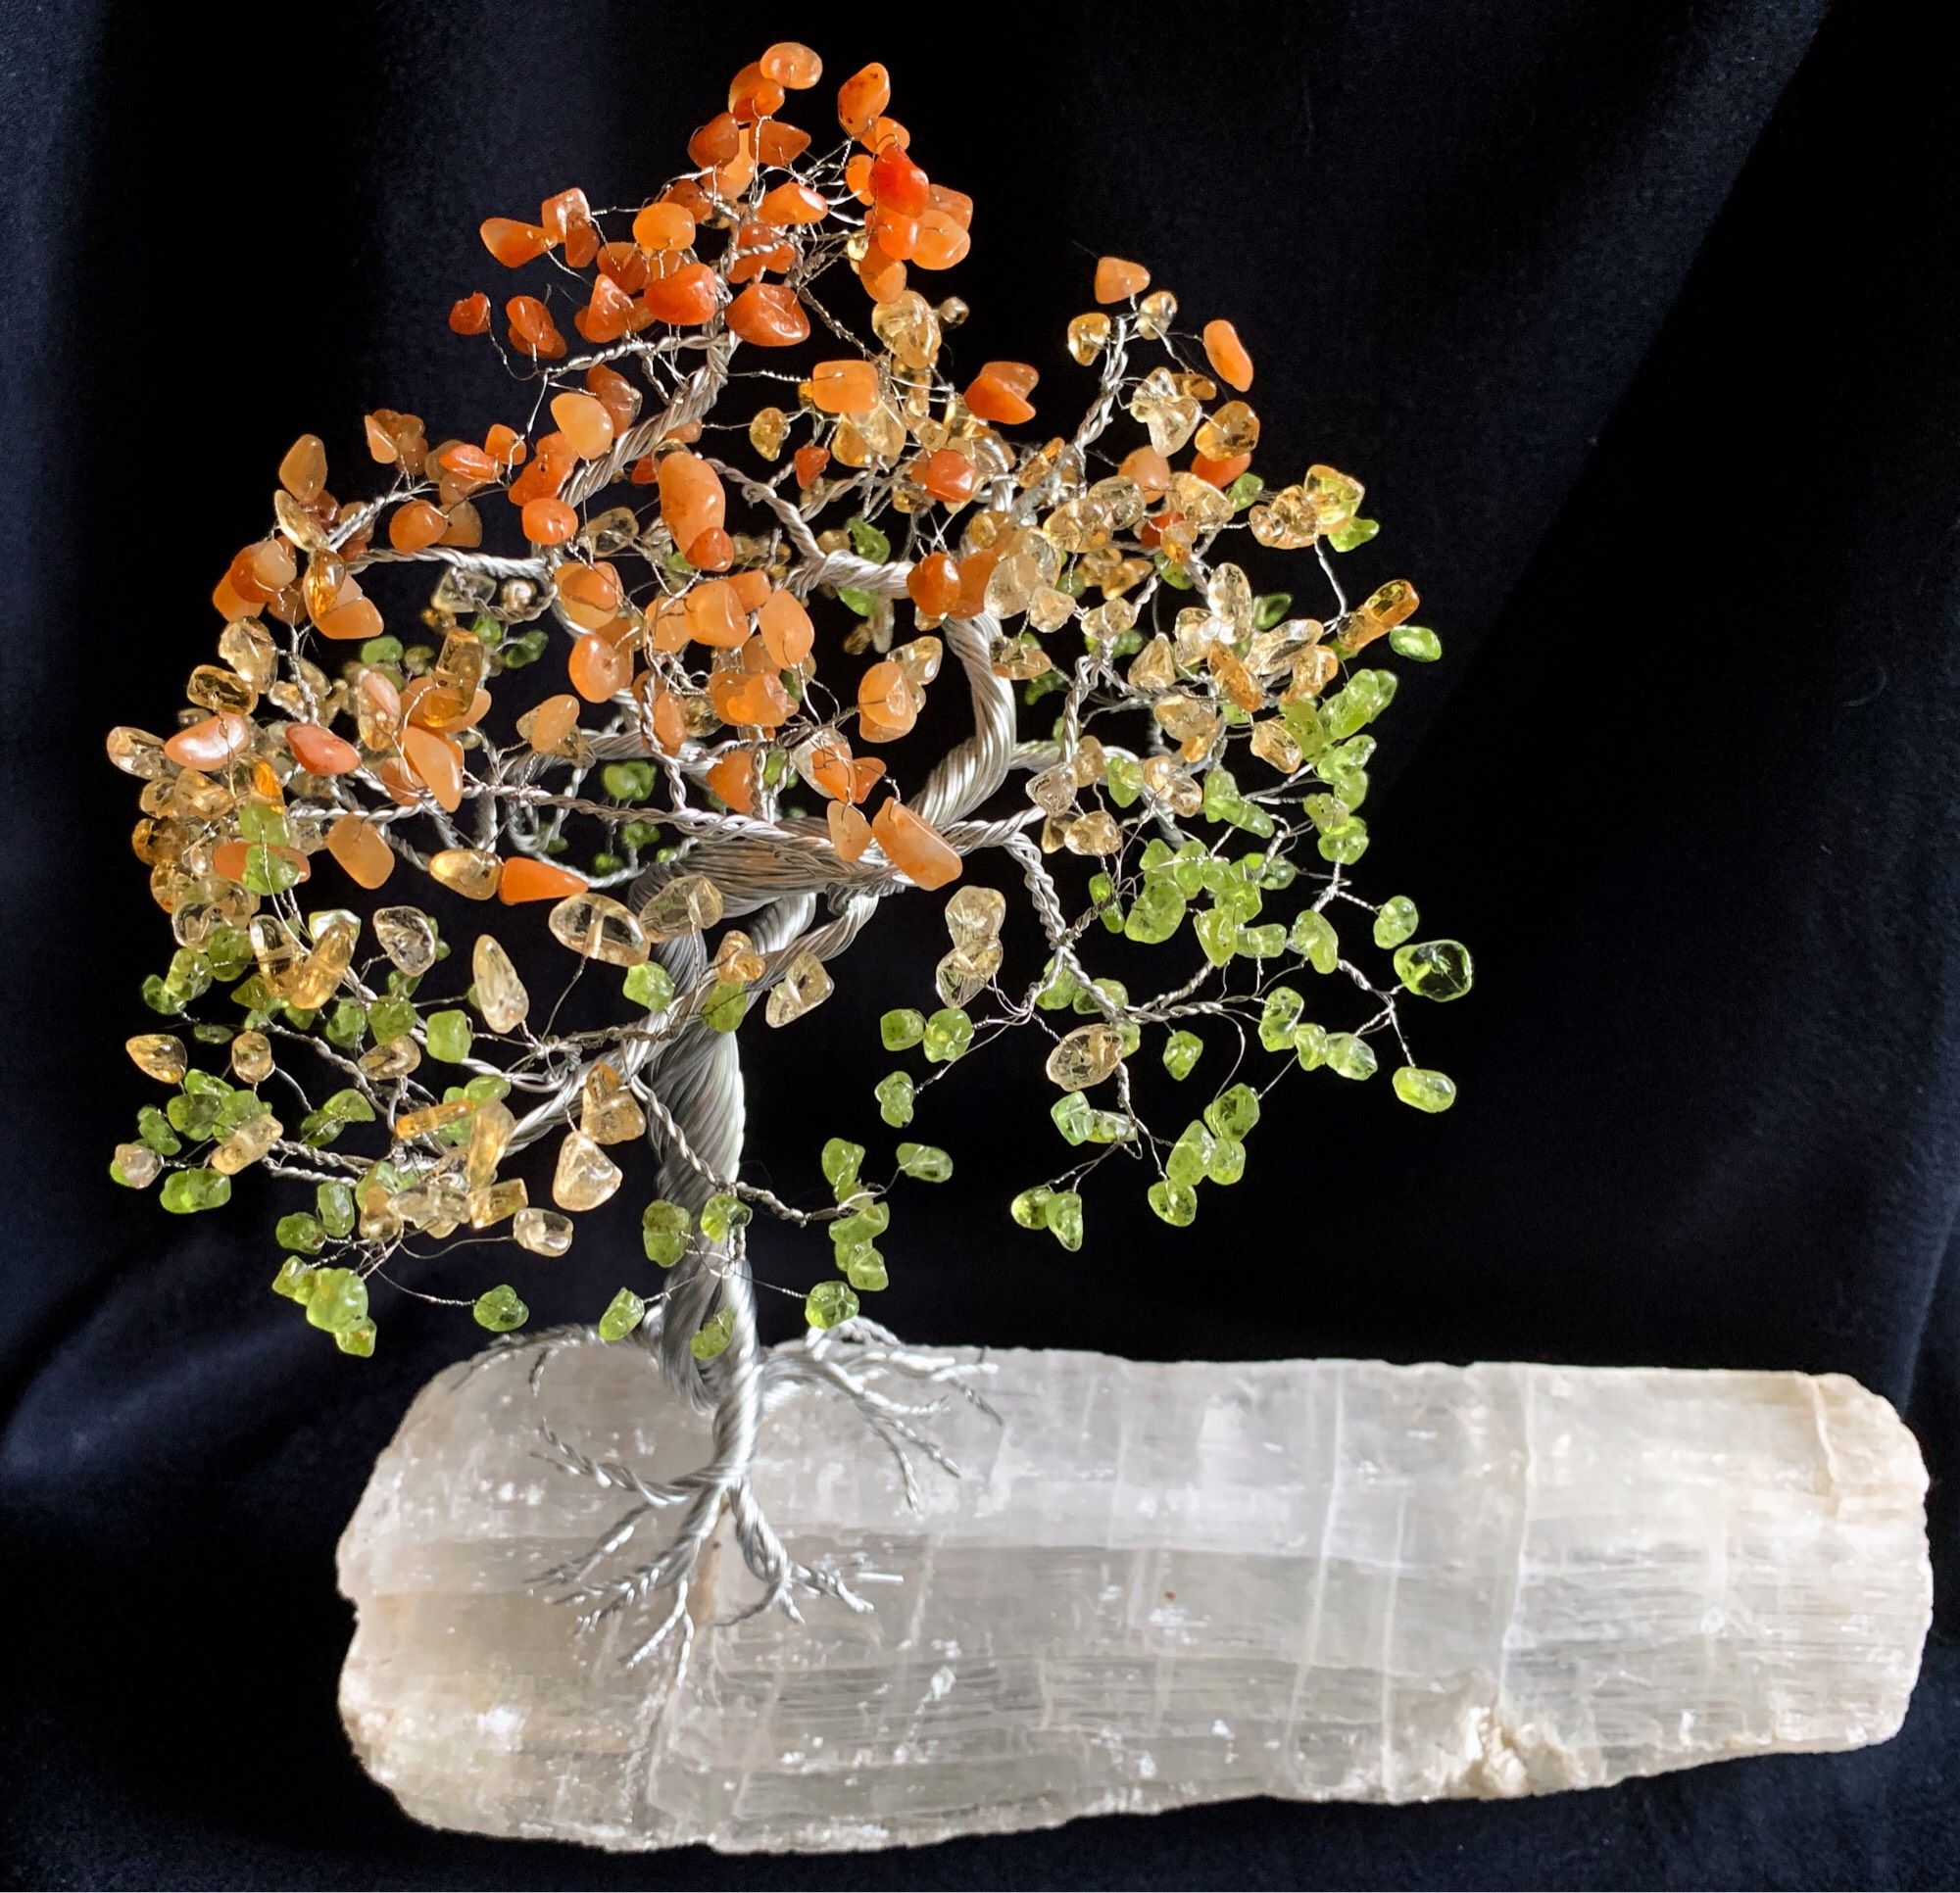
1237, 922, 1286, 958
161, 1167, 230, 1214
472, 1284, 528, 1333
1084, 1109, 1132, 1144
1035, 961, 1080, 1010
1393, 1066, 1458, 1113
425, 1010, 471, 1063
335, 1318, 376, 1357
464, 1074, 509, 1105
1373, 897, 1419, 948
1394, 939, 1474, 1001
1104, 753, 1142, 806
271, 1258, 316, 1301
1204, 1083, 1261, 1141
1166, 1120, 1213, 1188
1291, 910, 1339, 973
623, 960, 675, 1011
236, 801, 290, 847
1253, 591, 1293, 631
598, 1287, 647, 1340
830, 1200, 890, 1249
1390, 623, 1443, 662
1294, 1021, 1329, 1069
821, 1138, 865, 1192
843, 1247, 889, 1292
324, 1000, 368, 1049
1195, 908, 1240, 967
241, 844, 302, 897
921, 1006, 973, 1063
846, 514, 891, 561
699, 1193, 753, 1243
875, 1070, 915, 1127
317, 1181, 356, 1238
1148, 1179, 1199, 1227
642, 1199, 691, 1267
167, 1091, 222, 1141
368, 997, 416, 1044
896, 1142, 953, 1183
1205, 1136, 1247, 1185
1162, 1030, 1203, 1080
1328, 515, 1378, 553
1051, 1092, 1094, 1146
1124, 880, 1186, 944
1044, 1189, 1084, 1251
602, 760, 657, 801
1324, 1033, 1378, 1081
880, 1008, 925, 1051
690, 1307, 736, 1360
1258, 987, 1304, 1050
306, 1266, 368, 1333
137, 1106, 180, 1156
1010, 1186, 1053, 1230
276, 1211, 325, 1254
806, 1279, 860, 1331
702, 981, 748, 1033
1317, 817, 1370, 864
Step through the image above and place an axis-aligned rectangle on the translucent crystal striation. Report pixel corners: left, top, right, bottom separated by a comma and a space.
339, 1347, 1930, 1855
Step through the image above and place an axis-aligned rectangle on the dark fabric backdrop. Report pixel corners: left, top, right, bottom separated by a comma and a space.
3, 0, 1955, 1885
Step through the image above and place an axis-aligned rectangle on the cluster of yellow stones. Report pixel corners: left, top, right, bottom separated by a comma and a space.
109, 42, 1470, 1360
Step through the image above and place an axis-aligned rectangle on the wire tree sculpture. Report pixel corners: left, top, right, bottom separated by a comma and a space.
110, 42, 1472, 1650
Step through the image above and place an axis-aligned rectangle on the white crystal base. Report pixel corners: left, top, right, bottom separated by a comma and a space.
338, 1344, 1931, 1854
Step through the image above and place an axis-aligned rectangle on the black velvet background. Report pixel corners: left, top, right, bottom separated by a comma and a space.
4, 0, 1956, 1885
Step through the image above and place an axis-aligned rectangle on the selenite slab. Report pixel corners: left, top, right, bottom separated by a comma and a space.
338, 1346, 1931, 1854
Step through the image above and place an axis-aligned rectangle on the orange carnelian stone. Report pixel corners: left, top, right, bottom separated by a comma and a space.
632, 201, 695, 251
685, 577, 750, 648
326, 814, 394, 890
707, 750, 757, 812
402, 727, 465, 811
965, 362, 1038, 425
858, 243, 908, 301
910, 210, 969, 271
568, 632, 632, 702
279, 435, 326, 502
857, 660, 917, 739
387, 500, 448, 553
658, 452, 724, 551
688, 113, 743, 167
758, 180, 829, 225
1120, 444, 1172, 494
758, 589, 814, 667
793, 444, 830, 487
286, 723, 361, 776
480, 218, 550, 267
317, 595, 384, 643
727, 570, 771, 612
551, 392, 614, 460
165, 713, 252, 770
807, 360, 880, 415
557, 561, 623, 630
499, 856, 587, 903
214, 840, 309, 888
761, 40, 821, 88
448, 291, 491, 335
642, 680, 687, 753
586, 363, 640, 431
643, 261, 719, 325
828, 799, 872, 861
955, 551, 998, 617
756, 119, 811, 166
920, 450, 976, 505
1201, 318, 1254, 391
1192, 452, 1252, 487
870, 144, 929, 216
689, 527, 734, 570
522, 497, 578, 545
872, 800, 961, 889
728, 281, 810, 346
576, 273, 638, 344
506, 295, 565, 359
524, 694, 581, 752
1095, 257, 1151, 303
867, 206, 919, 260
837, 63, 891, 139
907, 552, 960, 617
709, 669, 792, 728
539, 186, 590, 244
931, 184, 973, 228
728, 63, 786, 122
